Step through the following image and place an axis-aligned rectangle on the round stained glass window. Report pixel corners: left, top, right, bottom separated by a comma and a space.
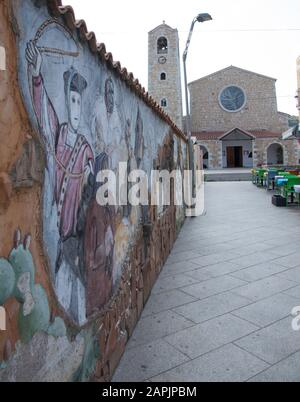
219, 86, 246, 112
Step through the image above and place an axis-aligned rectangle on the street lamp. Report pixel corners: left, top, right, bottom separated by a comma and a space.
183, 13, 212, 202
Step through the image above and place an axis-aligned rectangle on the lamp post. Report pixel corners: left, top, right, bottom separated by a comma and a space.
183, 13, 212, 203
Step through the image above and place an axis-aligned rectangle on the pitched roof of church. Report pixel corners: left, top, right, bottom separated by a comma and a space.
189, 66, 277, 86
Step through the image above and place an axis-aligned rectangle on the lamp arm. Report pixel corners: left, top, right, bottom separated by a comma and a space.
183, 18, 197, 62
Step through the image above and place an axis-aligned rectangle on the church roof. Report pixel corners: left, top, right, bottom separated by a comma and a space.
148, 23, 177, 34
189, 66, 277, 86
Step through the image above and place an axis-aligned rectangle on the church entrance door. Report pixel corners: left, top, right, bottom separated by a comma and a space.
227, 146, 243, 168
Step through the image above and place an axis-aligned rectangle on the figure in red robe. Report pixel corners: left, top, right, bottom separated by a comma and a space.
26, 41, 94, 324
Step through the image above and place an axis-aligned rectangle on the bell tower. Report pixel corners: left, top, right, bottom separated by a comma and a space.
148, 22, 183, 129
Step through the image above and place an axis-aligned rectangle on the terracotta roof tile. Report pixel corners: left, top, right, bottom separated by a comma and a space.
45, 0, 187, 141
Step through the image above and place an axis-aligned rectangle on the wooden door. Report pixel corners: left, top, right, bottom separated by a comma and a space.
235, 147, 243, 168
227, 147, 235, 168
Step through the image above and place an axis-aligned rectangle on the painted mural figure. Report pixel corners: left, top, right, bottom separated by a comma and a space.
134, 108, 145, 169
84, 153, 116, 316
25, 40, 94, 324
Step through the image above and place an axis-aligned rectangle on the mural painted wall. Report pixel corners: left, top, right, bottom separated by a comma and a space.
0, 0, 187, 381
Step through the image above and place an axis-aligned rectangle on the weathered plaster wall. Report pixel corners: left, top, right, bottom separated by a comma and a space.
0, 0, 187, 382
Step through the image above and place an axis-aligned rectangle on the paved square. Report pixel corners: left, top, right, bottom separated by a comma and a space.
113, 183, 300, 382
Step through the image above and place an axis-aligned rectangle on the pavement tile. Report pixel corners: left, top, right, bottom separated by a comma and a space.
173, 292, 251, 324
248, 351, 300, 382
196, 262, 243, 278
127, 310, 195, 350
142, 289, 197, 317
284, 285, 300, 299
151, 344, 269, 382
189, 251, 241, 268
231, 276, 297, 302
165, 314, 258, 359
181, 275, 247, 300
228, 251, 280, 269
230, 262, 291, 282
113, 339, 189, 382
166, 251, 202, 264
160, 260, 201, 277
152, 274, 201, 295
273, 253, 300, 269
235, 317, 300, 364
232, 293, 300, 327
276, 266, 300, 283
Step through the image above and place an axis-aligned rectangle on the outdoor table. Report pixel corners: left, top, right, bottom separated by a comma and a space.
256, 168, 267, 187
265, 168, 280, 190
280, 175, 300, 205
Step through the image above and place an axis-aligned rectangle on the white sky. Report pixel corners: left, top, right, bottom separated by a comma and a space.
67, 0, 300, 116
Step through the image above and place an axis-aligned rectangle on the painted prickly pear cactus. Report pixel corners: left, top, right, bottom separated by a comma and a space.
0, 230, 66, 344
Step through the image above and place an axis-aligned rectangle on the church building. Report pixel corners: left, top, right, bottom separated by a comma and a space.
148, 23, 298, 169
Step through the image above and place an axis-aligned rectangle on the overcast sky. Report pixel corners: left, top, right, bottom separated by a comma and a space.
67, 0, 300, 116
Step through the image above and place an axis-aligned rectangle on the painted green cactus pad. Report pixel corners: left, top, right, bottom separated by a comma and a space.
0, 258, 15, 305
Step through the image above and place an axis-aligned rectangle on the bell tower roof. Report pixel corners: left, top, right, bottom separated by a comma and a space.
148, 22, 177, 34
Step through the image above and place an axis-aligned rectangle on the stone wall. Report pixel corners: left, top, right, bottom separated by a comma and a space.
196, 141, 222, 169
0, 0, 187, 382
196, 137, 299, 169
255, 138, 298, 166
189, 66, 289, 133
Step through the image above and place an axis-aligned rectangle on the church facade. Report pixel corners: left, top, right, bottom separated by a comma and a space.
190, 66, 298, 169
148, 24, 298, 169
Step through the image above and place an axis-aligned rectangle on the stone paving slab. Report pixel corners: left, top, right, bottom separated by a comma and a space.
232, 293, 300, 328
151, 274, 201, 295
173, 292, 251, 324
273, 253, 300, 269
188, 251, 241, 268
190, 261, 243, 279
235, 318, 300, 365
284, 285, 300, 298
113, 183, 300, 382
276, 266, 300, 283
164, 314, 259, 359
228, 251, 280, 270
150, 344, 269, 383
166, 251, 202, 264
160, 260, 202, 277
231, 276, 297, 302
248, 351, 300, 382
230, 261, 291, 283
180, 275, 247, 300
141, 289, 197, 318
126, 310, 194, 350
113, 339, 189, 382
